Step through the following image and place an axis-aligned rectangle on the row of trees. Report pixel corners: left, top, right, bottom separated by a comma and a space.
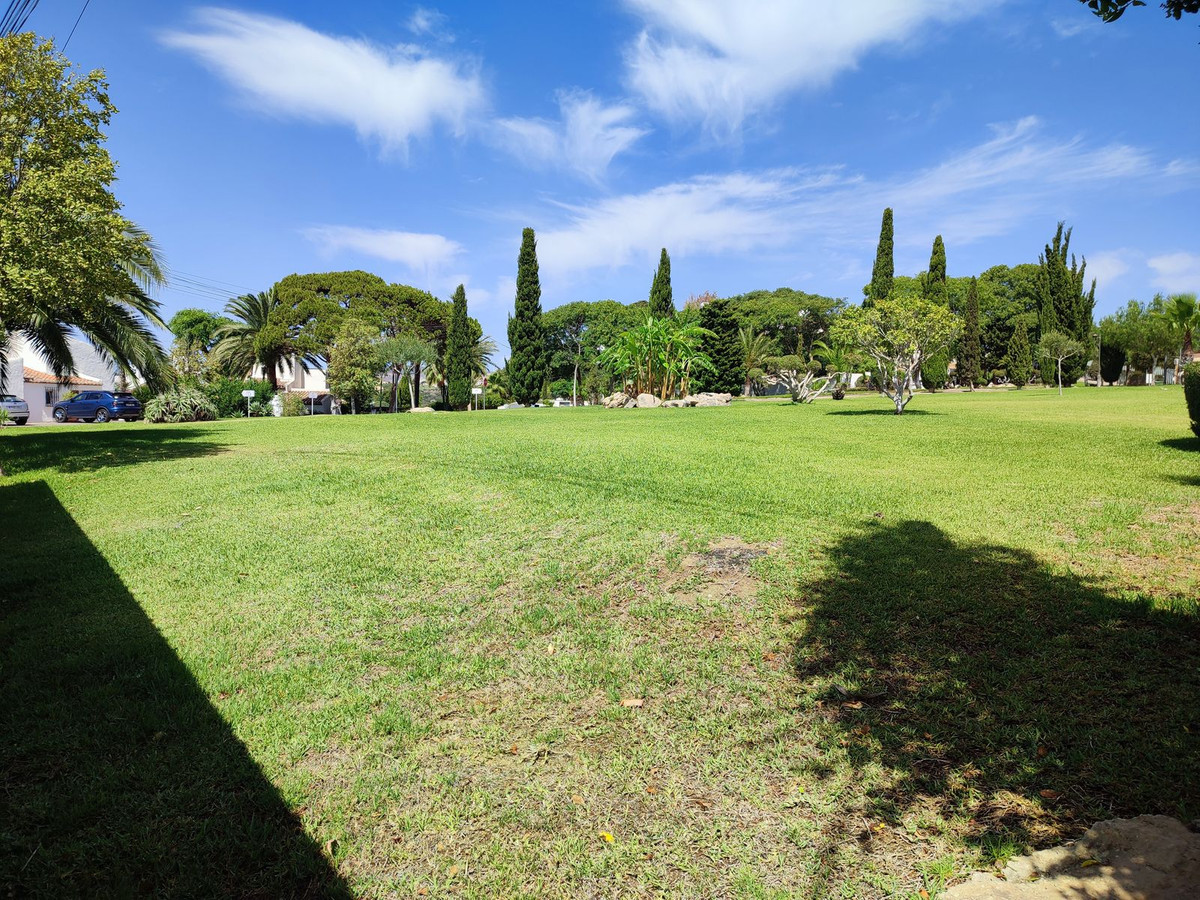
168, 275, 495, 412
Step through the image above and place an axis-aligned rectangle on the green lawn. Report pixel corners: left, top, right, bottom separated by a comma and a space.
2, 388, 1198, 899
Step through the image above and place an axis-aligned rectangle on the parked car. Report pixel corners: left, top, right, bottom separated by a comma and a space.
1, 393, 30, 425
52, 390, 142, 423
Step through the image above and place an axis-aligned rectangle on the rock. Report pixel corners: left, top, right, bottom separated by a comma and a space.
410, 406, 435, 413
602, 392, 631, 409
497, 402, 524, 410
636, 393, 662, 408
623, 399, 637, 408
662, 399, 687, 408
945, 815, 1200, 900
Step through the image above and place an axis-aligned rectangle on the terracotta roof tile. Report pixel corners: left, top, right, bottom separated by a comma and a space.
23, 366, 102, 386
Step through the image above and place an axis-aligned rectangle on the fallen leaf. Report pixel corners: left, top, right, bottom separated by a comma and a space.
571, 795, 584, 805
1039, 789, 1061, 800
762, 651, 778, 662
599, 831, 615, 843
919, 891, 930, 900
436, 842, 445, 852
620, 697, 644, 708
842, 701, 864, 710
448, 865, 460, 877
546, 644, 556, 655
689, 797, 713, 810
1037, 746, 1048, 758
508, 743, 519, 755
417, 889, 428, 897
646, 784, 658, 795
1080, 859, 1100, 868
324, 838, 338, 857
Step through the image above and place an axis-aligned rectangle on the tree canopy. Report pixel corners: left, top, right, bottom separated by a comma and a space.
1079, 0, 1199, 21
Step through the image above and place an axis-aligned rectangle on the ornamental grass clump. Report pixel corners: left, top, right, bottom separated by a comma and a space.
145, 387, 218, 423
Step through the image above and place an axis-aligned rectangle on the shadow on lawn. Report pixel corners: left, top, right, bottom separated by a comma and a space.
824, 407, 942, 416
0, 482, 349, 898
0, 424, 226, 475
794, 519, 1200, 850
1160, 436, 1200, 453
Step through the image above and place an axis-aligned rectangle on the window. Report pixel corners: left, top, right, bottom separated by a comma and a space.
45, 389, 58, 405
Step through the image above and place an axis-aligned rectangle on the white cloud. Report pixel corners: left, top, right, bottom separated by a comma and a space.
534, 117, 1164, 283
1148, 253, 1200, 294
494, 91, 648, 181
623, 0, 987, 133
407, 6, 451, 40
161, 8, 484, 152
1050, 18, 1091, 38
1165, 158, 1200, 178
1085, 251, 1132, 290
303, 226, 463, 271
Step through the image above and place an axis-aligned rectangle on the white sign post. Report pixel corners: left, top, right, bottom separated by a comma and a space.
241, 388, 255, 418
471, 386, 483, 411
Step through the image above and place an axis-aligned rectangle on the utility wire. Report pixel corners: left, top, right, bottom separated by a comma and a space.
1, 0, 40, 35
62, 0, 90, 51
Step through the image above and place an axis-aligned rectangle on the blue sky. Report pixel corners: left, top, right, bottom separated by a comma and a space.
30, 1, 1200, 355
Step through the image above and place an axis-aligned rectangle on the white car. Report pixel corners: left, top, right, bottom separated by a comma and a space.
1, 393, 30, 425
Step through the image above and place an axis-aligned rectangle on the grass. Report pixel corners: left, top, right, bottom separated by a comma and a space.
2, 387, 1198, 898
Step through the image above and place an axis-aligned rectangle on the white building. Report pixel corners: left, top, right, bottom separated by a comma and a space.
3, 335, 115, 424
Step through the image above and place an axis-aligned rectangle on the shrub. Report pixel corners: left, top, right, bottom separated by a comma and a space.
201, 377, 275, 418
1184, 361, 1200, 439
145, 387, 218, 423
281, 393, 306, 417
548, 378, 573, 399
920, 350, 949, 391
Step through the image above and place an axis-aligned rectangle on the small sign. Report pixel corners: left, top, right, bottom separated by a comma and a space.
471, 387, 483, 395
241, 389, 255, 398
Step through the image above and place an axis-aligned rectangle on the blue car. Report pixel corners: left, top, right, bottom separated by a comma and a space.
52, 390, 143, 423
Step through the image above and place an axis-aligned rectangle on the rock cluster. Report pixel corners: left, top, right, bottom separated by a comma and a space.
601, 392, 732, 409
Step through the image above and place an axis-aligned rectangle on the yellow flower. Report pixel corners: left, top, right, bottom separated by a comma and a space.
599, 831, 615, 843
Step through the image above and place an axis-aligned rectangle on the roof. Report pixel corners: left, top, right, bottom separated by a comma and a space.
23, 366, 102, 386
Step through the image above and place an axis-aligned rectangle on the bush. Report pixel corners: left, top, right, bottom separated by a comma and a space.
201, 377, 275, 418
548, 378, 573, 399
145, 387, 218, 423
281, 393, 305, 417
1184, 361, 1200, 439
920, 350, 949, 391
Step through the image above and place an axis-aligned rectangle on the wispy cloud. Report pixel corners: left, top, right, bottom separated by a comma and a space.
1148, 252, 1200, 294
623, 0, 988, 134
494, 90, 648, 181
534, 117, 1165, 284
407, 6, 452, 41
1050, 18, 1092, 39
1085, 250, 1132, 290
161, 8, 484, 153
303, 226, 464, 272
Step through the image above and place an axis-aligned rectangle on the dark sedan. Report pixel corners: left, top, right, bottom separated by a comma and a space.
52, 390, 142, 423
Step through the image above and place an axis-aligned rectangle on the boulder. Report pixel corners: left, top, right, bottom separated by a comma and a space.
410, 406, 436, 413
662, 399, 687, 408
497, 402, 524, 410
603, 392, 631, 409
623, 399, 637, 408
636, 393, 662, 408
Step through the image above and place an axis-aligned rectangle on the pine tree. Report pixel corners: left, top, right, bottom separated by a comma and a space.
1007, 319, 1033, 388
959, 277, 983, 389
648, 248, 675, 319
923, 235, 947, 305
507, 227, 547, 405
446, 284, 473, 410
696, 297, 744, 394
866, 207, 894, 306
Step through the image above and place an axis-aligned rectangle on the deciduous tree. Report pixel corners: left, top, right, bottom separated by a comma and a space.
832, 295, 961, 414
1038, 330, 1085, 395
327, 320, 380, 413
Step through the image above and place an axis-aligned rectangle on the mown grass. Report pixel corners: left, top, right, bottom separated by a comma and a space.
2, 387, 1198, 898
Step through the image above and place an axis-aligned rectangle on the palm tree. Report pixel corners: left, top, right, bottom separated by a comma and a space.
210, 287, 316, 391
738, 326, 772, 397
1, 224, 171, 391
470, 335, 497, 379
378, 335, 438, 411
1164, 293, 1199, 381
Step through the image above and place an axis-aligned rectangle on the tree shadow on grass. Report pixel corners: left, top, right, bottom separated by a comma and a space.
1160, 436, 1200, 453
824, 407, 942, 416
0, 425, 227, 476
793, 520, 1200, 853
0, 482, 349, 898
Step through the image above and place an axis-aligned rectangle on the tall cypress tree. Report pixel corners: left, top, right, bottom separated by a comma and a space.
959, 277, 983, 389
446, 283, 472, 410
649, 248, 675, 319
1036, 222, 1095, 386
866, 207, 894, 306
924, 235, 947, 305
507, 227, 546, 405
696, 297, 743, 394
1007, 319, 1033, 388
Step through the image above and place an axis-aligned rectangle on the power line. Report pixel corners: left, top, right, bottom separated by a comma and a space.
1, 0, 40, 35
62, 0, 89, 51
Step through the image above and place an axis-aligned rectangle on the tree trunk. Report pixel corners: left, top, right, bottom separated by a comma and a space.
389, 371, 399, 412
408, 369, 418, 410
573, 362, 579, 407
413, 361, 422, 407
1057, 358, 1063, 395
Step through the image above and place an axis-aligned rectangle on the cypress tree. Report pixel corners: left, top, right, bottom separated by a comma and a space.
507, 227, 547, 405
959, 277, 983, 389
649, 248, 675, 319
866, 207, 894, 306
696, 297, 744, 395
924, 235, 947, 305
1036, 222, 1095, 386
1007, 319, 1033, 388
446, 283, 472, 410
